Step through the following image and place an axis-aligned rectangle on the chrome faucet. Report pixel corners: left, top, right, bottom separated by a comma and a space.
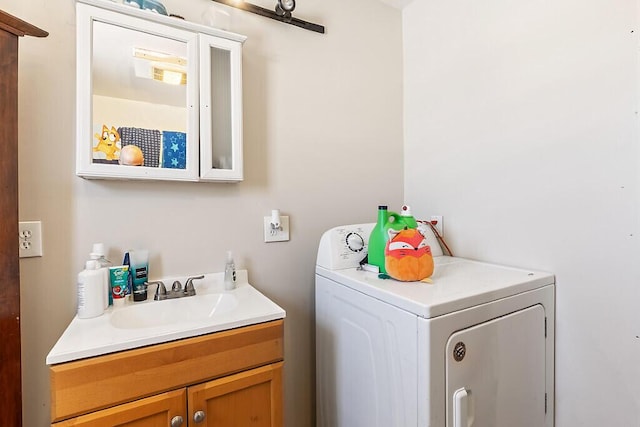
144, 280, 167, 300
144, 275, 204, 301
184, 276, 201, 296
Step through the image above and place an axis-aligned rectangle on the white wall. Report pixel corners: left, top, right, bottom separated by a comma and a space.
404, 0, 640, 425
93, 95, 187, 131
8, 0, 404, 425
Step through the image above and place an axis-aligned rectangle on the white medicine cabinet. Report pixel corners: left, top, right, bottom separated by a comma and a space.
75, 0, 245, 182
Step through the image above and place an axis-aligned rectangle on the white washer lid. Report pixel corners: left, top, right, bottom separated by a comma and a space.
316, 256, 554, 318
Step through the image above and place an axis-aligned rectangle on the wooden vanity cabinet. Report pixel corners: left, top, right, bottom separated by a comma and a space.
50, 320, 284, 427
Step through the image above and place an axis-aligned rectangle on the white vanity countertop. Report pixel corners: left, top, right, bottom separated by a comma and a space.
46, 270, 285, 365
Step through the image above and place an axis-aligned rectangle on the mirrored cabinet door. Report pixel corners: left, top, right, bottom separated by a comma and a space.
76, 3, 200, 181
199, 34, 243, 182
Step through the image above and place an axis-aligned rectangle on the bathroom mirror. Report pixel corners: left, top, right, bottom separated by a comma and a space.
92, 21, 188, 167
92, 21, 187, 116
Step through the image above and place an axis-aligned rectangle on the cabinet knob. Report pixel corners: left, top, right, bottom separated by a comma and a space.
193, 410, 206, 423
170, 415, 184, 427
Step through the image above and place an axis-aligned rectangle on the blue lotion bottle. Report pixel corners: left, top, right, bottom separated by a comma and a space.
128, 249, 149, 302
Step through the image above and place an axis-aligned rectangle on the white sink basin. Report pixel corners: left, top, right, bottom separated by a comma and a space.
110, 293, 239, 329
46, 270, 285, 365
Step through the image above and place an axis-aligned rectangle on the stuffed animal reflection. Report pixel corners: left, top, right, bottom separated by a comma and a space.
384, 227, 434, 282
93, 125, 121, 161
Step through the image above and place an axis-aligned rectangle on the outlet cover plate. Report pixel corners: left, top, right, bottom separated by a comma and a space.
264, 216, 290, 243
19, 221, 43, 258
430, 215, 443, 236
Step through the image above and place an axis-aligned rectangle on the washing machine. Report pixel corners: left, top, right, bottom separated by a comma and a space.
315, 223, 555, 427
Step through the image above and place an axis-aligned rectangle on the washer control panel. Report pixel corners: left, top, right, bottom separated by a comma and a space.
316, 223, 375, 270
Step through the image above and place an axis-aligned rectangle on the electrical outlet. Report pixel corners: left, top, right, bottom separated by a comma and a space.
19, 221, 43, 258
430, 215, 443, 237
264, 215, 290, 243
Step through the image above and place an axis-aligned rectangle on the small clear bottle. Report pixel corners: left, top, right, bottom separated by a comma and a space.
224, 251, 236, 290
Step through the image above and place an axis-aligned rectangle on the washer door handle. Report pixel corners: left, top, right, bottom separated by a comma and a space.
454, 387, 473, 427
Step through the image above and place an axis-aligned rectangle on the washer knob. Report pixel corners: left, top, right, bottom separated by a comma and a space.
346, 232, 365, 252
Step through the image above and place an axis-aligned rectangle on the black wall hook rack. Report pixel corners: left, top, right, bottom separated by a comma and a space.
210, 0, 325, 34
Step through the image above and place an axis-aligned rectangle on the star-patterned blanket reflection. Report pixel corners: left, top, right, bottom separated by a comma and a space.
161, 131, 187, 169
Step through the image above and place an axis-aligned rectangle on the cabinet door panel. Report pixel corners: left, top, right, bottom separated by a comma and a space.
188, 362, 283, 427
76, 3, 199, 181
199, 33, 243, 181
52, 389, 186, 427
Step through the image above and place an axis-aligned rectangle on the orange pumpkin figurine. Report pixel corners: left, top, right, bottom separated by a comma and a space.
384, 228, 434, 282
